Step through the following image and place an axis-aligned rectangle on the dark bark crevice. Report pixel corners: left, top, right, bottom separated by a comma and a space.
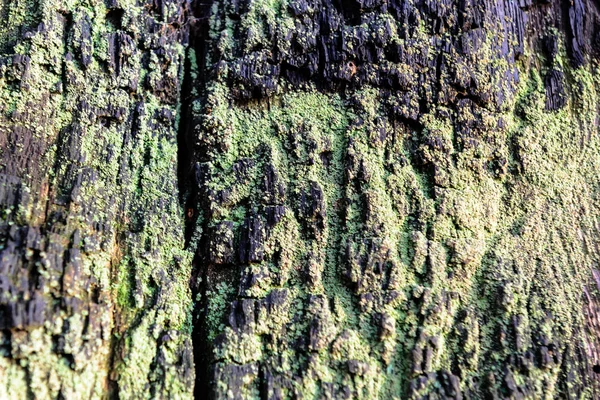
179, 1, 219, 398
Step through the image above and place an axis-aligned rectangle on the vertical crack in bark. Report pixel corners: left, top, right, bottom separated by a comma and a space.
177, 0, 216, 398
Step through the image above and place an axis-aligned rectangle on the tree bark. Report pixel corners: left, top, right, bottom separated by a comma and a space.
3, 0, 600, 399
189, 0, 600, 399
0, 0, 195, 398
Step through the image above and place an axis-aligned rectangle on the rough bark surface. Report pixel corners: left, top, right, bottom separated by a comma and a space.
0, 0, 194, 398
187, 0, 600, 399
3, 0, 600, 399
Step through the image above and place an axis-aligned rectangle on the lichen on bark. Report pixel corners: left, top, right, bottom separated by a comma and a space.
186, 0, 600, 399
3, 0, 600, 398
0, 0, 194, 397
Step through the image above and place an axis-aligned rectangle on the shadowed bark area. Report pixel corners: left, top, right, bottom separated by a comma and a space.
185, 0, 600, 398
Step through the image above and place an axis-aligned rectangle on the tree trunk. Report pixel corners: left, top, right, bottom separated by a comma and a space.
0, 0, 195, 398
3, 0, 600, 399
189, 0, 600, 399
